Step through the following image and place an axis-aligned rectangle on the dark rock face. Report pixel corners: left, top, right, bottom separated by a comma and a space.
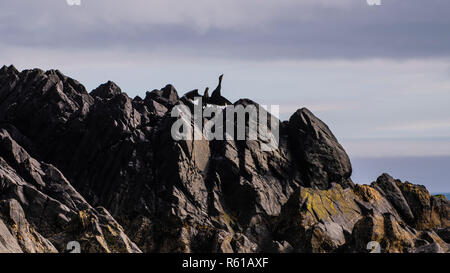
372, 174, 415, 224
91, 81, 122, 99
0, 129, 140, 252
0, 66, 448, 253
288, 108, 352, 189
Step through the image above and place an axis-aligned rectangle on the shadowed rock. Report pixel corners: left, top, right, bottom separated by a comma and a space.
288, 108, 353, 189
0, 66, 448, 253
372, 173, 415, 224
91, 81, 122, 99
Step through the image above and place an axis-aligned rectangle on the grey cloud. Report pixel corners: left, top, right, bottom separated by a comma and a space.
1, 0, 449, 59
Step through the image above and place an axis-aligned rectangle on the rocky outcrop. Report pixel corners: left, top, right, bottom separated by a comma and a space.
0, 198, 57, 253
273, 181, 449, 253
0, 128, 141, 253
0, 65, 448, 253
288, 108, 352, 189
372, 174, 415, 224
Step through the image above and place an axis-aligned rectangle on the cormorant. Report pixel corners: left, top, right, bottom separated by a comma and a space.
209, 74, 231, 106
203, 87, 210, 105
211, 74, 223, 98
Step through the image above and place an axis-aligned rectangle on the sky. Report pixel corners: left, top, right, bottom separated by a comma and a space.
0, 0, 449, 191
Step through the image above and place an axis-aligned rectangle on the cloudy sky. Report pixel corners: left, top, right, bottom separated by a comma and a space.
1, 0, 449, 191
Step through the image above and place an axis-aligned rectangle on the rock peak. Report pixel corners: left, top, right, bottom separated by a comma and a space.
91, 81, 122, 99
0, 64, 18, 75
289, 108, 352, 188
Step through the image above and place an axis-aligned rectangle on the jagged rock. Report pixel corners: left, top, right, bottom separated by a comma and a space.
396, 180, 449, 229
268, 240, 294, 253
0, 66, 448, 253
51, 207, 141, 253
0, 218, 23, 253
273, 184, 361, 252
211, 230, 258, 253
0, 199, 57, 253
274, 176, 449, 253
434, 227, 450, 243
91, 81, 122, 99
0, 129, 141, 253
349, 213, 417, 253
414, 230, 448, 252
288, 108, 352, 189
146, 84, 179, 108
372, 174, 415, 224
411, 242, 444, 253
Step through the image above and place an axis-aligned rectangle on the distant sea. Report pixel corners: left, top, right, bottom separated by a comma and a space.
351, 157, 450, 195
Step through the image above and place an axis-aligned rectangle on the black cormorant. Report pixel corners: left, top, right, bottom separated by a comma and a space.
209, 74, 231, 106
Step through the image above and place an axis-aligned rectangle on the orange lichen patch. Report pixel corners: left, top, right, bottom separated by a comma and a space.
78, 210, 92, 228
353, 184, 383, 202
102, 225, 130, 253
106, 224, 118, 237
11, 223, 19, 234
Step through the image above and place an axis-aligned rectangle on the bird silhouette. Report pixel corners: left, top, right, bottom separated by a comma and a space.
211, 74, 223, 98
209, 74, 231, 106
203, 87, 210, 105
